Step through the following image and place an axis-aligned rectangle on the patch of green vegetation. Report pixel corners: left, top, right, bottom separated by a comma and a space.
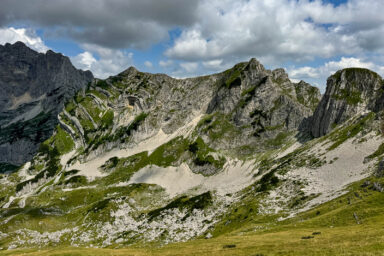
366, 142, 384, 159
241, 85, 257, 97
307, 155, 326, 168
149, 137, 189, 167
332, 88, 362, 105
75, 93, 84, 104
225, 69, 242, 88
101, 110, 114, 128
256, 141, 325, 177
64, 101, 77, 115
80, 96, 102, 123
288, 190, 312, 209
78, 112, 95, 134
331, 122, 338, 129
296, 94, 305, 106
264, 123, 285, 131
328, 112, 375, 150
88, 198, 112, 213
237, 76, 269, 110
222, 63, 247, 89
95, 152, 149, 186
32, 163, 44, 172
115, 112, 148, 141
148, 192, 212, 220
196, 114, 214, 128
95, 80, 109, 90
256, 170, 280, 192
199, 113, 239, 142
101, 157, 120, 170
188, 137, 226, 169
110, 75, 124, 84
101, 134, 226, 174
126, 135, 226, 170
87, 90, 108, 101
266, 132, 291, 148
54, 126, 74, 154
29, 185, 116, 216
63, 169, 80, 177
63, 175, 88, 187
85, 112, 147, 153
248, 109, 269, 137
59, 114, 79, 138
16, 143, 61, 192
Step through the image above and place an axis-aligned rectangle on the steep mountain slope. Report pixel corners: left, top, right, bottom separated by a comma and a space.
1, 59, 384, 253
0, 42, 93, 169
311, 68, 383, 137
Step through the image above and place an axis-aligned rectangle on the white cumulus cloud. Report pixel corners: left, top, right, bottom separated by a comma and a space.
202, 59, 225, 71
71, 44, 134, 79
71, 51, 97, 70
0, 27, 49, 53
180, 62, 199, 73
159, 60, 173, 68
165, 0, 384, 68
144, 61, 153, 68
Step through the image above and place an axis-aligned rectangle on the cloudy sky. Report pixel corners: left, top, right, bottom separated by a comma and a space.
1, 0, 384, 91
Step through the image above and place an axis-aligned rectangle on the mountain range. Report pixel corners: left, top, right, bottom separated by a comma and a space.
0, 42, 384, 255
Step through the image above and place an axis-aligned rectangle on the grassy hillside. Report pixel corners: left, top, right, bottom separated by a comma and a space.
2, 174, 384, 255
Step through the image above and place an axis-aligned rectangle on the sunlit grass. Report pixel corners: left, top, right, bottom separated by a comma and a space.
2, 177, 384, 256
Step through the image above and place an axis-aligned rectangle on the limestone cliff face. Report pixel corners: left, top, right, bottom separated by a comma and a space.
311, 68, 383, 137
202, 59, 321, 151
0, 42, 93, 166
59, 58, 320, 168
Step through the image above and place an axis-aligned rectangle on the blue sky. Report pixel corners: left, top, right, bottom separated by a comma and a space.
0, 0, 383, 92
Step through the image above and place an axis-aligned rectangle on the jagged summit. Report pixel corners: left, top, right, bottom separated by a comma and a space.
311, 67, 383, 137
3, 41, 29, 49
119, 66, 139, 77
0, 42, 93, 166
247, 57, 266, 72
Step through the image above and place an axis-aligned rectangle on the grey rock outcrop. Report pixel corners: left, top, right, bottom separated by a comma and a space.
0, 41, 93, 166
78, 58, 320, 163
201, 59, 321, 150
311, 68, 383, 137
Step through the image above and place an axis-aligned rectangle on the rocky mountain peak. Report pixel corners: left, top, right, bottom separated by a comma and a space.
272, 68, 288, 79
247, 57, 266, 72
311, 67, 383, 137
0, 42, 93, 166
119, 66, 139, 77
4, 41, 28, 49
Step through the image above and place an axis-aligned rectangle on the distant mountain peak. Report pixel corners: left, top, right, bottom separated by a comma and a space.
0, 42, 93, 166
